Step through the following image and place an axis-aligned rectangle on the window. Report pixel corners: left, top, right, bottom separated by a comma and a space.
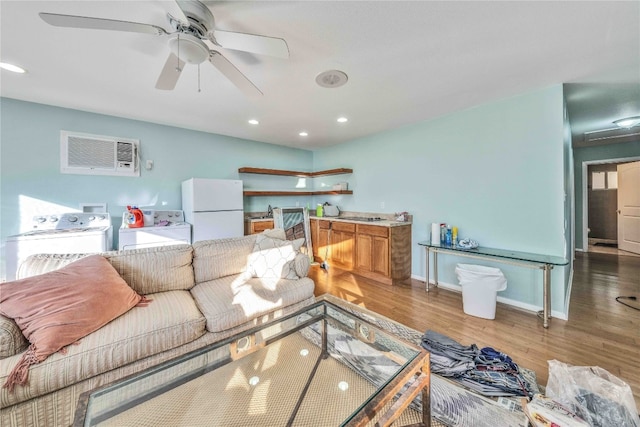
591, 171, 617, 190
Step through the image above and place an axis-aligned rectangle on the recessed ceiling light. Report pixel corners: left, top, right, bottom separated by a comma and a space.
248, 119, 259, 125
316, 70, 348, 88
337, 117, 348, 123
0, 62, 27, 74
299, 131, 308, 137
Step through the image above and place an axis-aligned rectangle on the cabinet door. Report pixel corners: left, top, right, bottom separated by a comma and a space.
318, 228, 330, 261
372, 236, 389, 276
310, 219, 319, 258
332, 230, 355, 269
356, 234, 373, 271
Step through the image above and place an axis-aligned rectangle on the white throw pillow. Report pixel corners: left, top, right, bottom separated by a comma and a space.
248, 234, 304, 279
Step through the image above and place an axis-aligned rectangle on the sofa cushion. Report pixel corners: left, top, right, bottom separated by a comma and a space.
0, 315, 28, 359
190, 273, 315, 333
192, 235, 257, 283
16, 253, 88, 279
0, 255, 142, 391
247, 235, 305, 279
103, 245, 195, 294
17, 245, 196, 295
0, 290, 206, 407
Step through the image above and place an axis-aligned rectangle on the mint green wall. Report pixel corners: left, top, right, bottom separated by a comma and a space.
572, 140, 640, 250
313, 86, 570, 315
1, 89, 573, 317
0, 98, 313, 278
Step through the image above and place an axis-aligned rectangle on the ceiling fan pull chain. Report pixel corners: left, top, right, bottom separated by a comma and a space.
198, 64, 201, 93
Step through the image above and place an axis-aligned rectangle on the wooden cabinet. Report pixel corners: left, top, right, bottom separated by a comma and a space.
329, 222, 355, 269
310, 218, 411, 285
244, 219, 274, 235
355, 225, 389, 276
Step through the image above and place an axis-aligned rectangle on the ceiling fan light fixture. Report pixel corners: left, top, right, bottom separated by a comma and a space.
337, 117, 348, 123
613, 116, 640, 129
248, 119, 259, 125
168, 34, 209, 64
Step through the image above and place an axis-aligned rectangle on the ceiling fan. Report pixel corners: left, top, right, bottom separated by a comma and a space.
39, 1, 290, 97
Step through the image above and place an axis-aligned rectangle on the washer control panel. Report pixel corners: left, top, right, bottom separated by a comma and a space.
153, 210, 185, 225
32, 213, 111, 230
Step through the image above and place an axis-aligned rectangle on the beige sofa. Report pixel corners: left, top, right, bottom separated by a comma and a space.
0, 232, 315, 427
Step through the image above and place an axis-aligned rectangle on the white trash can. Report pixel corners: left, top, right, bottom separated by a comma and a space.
455, 264, 507, 320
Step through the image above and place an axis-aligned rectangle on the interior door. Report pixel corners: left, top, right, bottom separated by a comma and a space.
617, 161, 640, 254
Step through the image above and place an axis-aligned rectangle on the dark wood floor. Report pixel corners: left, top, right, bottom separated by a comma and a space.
309, 251, 640, 409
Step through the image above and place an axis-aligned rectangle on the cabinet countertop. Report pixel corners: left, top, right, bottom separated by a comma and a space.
245, 217, 274, 223
310, 216, 411, 228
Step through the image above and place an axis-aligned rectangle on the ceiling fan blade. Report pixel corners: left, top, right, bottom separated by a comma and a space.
208, 51, 263, 97
156, 53, 185, 90
39, 12, 167, 35
213, 30, 289, 59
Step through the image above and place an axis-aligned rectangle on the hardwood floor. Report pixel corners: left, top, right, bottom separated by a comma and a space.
309, 251, 640, 409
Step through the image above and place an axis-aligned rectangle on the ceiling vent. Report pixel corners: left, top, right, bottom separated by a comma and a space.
581, 127, 640, 146
60, 131, 140, 177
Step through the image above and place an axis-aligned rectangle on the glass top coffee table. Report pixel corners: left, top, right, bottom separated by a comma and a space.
74, 300, 431, 427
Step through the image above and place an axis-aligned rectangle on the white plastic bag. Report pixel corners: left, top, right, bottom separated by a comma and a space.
546, 360, 639, 427
455, 264, 507, 291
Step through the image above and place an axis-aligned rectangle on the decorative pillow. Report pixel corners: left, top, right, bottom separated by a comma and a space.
247, 234, 305, 279
293, 253, 311, 278
0, 315, 29, 359
0, 255, 142, 391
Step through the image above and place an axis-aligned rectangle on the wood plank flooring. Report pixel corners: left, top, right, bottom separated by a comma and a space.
309, 251, 640, 410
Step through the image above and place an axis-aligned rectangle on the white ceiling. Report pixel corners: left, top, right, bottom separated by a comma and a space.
1, 1, 639, 150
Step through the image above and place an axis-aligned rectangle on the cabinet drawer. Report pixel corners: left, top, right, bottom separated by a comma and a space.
253, 220, 274, 233
357, 224, 388, 238
332, 222, 356, 233
319, 220, 331, 229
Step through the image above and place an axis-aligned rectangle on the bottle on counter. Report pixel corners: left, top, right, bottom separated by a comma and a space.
445, 225, 452, 246
316, 204, 323, 217
440, 224, 446, 245
452, 226, 458, 247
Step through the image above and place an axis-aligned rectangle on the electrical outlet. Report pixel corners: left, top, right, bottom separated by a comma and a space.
380, 201, 385, 209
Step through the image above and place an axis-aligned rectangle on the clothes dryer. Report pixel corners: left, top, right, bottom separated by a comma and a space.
5, 213, 112, 281
118, 210, 191, 250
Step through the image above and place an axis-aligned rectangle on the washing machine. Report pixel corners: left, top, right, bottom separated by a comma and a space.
5, 213, 113, 281
118, 210, 191, 251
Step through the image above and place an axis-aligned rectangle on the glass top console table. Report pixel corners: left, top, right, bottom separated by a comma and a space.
417, 242, 568, 328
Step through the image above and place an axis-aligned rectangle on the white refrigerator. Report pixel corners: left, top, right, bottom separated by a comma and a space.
181, 178, 244, 242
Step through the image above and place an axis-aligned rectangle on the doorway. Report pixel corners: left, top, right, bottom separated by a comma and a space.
582, 156, 640, 257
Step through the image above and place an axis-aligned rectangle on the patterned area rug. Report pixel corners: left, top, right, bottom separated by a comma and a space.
317, 294, 530, 427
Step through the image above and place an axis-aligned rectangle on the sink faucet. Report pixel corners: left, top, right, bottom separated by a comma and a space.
267, 204, 273, 217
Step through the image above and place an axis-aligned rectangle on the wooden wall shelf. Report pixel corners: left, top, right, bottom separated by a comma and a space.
238, 167, 353, 178
239, 167, 354, 197
243, 190, 353, 197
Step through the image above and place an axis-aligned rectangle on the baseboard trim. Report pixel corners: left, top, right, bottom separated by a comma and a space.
411, 274, 569, 321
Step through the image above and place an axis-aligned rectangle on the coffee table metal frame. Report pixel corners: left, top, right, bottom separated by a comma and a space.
74, 300, 431, 427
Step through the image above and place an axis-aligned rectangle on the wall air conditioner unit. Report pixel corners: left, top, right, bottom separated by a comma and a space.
60, 131, 140, 177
